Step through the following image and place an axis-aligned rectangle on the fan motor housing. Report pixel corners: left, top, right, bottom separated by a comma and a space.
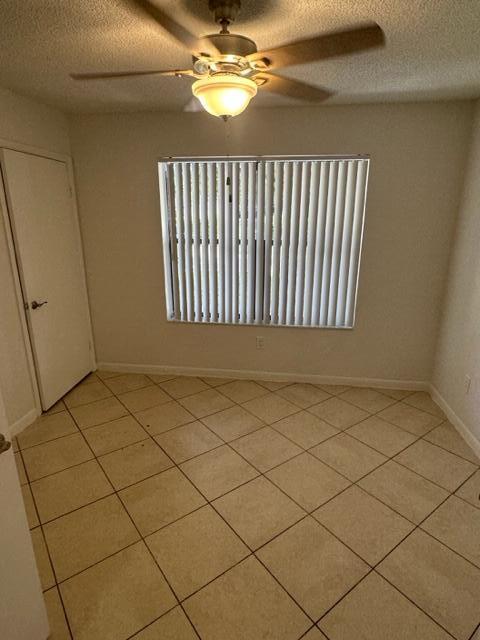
203, 33, 257, 58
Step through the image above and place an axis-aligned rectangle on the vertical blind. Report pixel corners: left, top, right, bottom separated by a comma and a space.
158, 156, 369, 328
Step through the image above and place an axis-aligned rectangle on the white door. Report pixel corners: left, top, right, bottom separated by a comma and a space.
0, 391, 49, 640
1, 149, 93, 409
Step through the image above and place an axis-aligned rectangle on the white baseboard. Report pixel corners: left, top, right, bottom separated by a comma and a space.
429, 384, 480, 461
97, 361, 428, 391
9, 408, 39, 438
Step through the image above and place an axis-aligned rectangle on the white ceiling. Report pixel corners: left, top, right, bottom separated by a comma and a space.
1, 0, 479, 113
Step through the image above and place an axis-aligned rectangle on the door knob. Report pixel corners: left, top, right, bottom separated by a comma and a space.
0, 433, 11, 455
31, 300, 48, 310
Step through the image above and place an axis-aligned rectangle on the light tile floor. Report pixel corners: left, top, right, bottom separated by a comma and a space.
14, 374, 480, 640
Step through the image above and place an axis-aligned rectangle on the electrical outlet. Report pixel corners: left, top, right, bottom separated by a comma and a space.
465, 375, 472, 394
256, 336, 265, 350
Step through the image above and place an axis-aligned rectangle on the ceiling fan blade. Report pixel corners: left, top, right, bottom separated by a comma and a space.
256, 72, 333, 102
70, 69, 194, 80
249, 23, 385, 69
183, 97, 203, 112
127, 0, 219, 57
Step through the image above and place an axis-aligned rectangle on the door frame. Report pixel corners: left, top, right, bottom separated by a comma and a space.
0, 138, 96, 425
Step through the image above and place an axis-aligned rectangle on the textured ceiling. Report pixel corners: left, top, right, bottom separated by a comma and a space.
0, 0, 479, 113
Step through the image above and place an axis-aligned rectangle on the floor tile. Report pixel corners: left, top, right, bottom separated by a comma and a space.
395, 439, 477, 491
131, 607, 197, 639
155, 421, 222, 463
310, 432, 386, 481
378, 529, 480, 640
339, 387, 396, 413
257, 379, 291, 391
242, 393, 299, 424
319, 572, 451, 640
184, 556, 310, 640
421, 495, 480, 567
60, 542, 176, 640
18, 411, 78, 449
347, 415, 417, 456
257, 517, 368, 619
120, 467, 206, 535
98, 439, 173, 490
377, 402, 443, 436
78, 372, 99, 385
20, 375, 480, 640
213, 476, 305, 549
159, 376, 209, 398
455, 469, 480, 508
315, 384, 350, 395
180, 445, 258, 500
31, 459, 112, 522
309, 397, 369, 430
376, 387, 415, 400
22, 433, 93, 481
424, 421, 480, 463
44, 495, 139, 581
146, 505, 249, 599
218, 379, 268, 403
313, 485, 414, 565
147, 373, 177, 384
202, 405, 263, 441
22, 484, 39, 528
31, 527, 55, 590
96, 369, 124, 380
403, 391, 445, 418
43, 399, 66, 415
267, 452, 350, 511
135, 401, 196, 436
359, 460, 449, 524
104, 373, 151, 395
117, 385, 171, 412
14, 451, 27, 484
231, 426, 302, 472
44, 587, 71, 640
304, 629, 328, 639
276, 383, 330, 408
82, 415, 147, 456
69, 396, 128, 430
201, 376, 235, 387
64, 381, 112, 408
272, 411, 338, 449
179, 389, 234, 418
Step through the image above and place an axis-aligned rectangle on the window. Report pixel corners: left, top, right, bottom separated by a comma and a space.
158, 156, 369, 328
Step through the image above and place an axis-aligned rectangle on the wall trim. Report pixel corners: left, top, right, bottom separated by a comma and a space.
97, 361, 428, 391
429, 384, 480, 460
9, 408, 39, 438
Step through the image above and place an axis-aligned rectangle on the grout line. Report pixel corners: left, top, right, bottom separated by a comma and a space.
24, 376, 480, 639
468, 622, 480, 640
367, 569, 458, 639
421, 433, 480, 465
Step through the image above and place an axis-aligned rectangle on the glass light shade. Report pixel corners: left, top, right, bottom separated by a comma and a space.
192, 74, 257, 118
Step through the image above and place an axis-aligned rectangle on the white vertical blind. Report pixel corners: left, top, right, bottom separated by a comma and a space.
159, 156, 369, 328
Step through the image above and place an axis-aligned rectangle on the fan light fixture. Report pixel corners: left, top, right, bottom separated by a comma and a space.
192, 74, 257, 119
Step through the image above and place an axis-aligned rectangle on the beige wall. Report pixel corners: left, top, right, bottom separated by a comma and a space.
0, 87, 70, 427
433, 100, 480, 440
70, 102, 473, 383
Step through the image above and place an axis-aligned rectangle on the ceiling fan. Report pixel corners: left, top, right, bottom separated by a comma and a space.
71, 0, 385, 119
